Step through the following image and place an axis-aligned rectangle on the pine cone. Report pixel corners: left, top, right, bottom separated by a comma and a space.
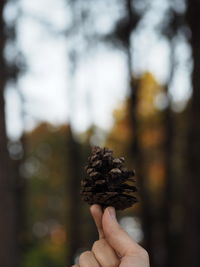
80, 146, 138, 210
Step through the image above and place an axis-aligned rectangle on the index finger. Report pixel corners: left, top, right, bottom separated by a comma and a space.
90, 204, 104, 239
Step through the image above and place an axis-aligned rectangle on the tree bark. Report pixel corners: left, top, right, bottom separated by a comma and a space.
66, 127, 82, 265
182, 1, 200, 266
161, 35, 176, 267
123, 1, 155, 265
12, 136, 27, 261
0, 1, 19, 266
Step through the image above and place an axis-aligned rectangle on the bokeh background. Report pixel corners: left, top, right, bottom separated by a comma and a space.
0, 0, 200, 266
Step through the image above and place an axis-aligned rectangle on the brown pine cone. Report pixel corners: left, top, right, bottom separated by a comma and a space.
80, 146, 138, 210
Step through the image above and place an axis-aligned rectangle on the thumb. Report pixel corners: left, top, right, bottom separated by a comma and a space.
102, 207, 142, 257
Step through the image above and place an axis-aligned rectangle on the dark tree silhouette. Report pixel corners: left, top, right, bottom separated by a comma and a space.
0, 1, 19, 266
122, 1, 154, 265
66, 127, 82, 265
160, 7, 186, 267
182, 1, 200, 266
105, 0, 155, 263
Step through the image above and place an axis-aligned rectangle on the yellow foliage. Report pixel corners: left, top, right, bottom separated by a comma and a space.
137, 72, 162, 118
106, 72, 163, 151
105, 100, 132, 159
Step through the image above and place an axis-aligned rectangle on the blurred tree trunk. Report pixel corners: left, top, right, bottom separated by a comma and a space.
123, 0, 154, 264
16, 88, 27, 259
124, 0, 153, 263
12, 135, 27, 261
129, 77, 155, 265
0, 1, 19, 266
161, 36, 176, 267
160, 8, 186, 267
182, 1, 200, 266
66, 127, 82, 265
162, 95, 174, 267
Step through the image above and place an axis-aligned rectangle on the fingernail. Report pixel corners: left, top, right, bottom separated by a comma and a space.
108, 207, 116, 220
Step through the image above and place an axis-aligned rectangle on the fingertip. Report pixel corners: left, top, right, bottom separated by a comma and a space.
90, 204, 103, 219
103, 206, 117, 227
90, 204, 104, 239
90, 204, 102, 213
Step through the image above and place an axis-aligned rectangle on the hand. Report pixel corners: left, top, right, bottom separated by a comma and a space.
72, 204, 150, 267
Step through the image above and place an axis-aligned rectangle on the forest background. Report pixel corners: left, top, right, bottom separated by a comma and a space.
0, 0, 200, 266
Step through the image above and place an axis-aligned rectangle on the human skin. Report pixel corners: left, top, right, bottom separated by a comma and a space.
71, 204, 150, 267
